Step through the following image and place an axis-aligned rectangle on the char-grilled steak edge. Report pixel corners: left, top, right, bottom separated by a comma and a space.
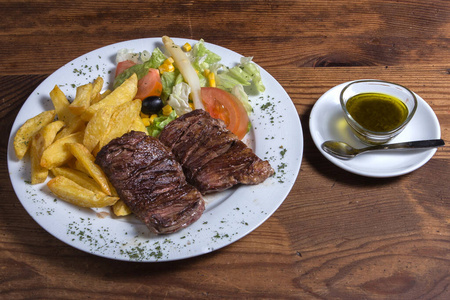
95, 131, 205, 234
159, 109, 274, 194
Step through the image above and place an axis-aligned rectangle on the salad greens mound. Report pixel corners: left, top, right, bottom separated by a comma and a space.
114, 39, 265, 136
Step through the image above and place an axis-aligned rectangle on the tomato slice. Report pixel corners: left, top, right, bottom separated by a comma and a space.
115, 60, 136, 77
201, 87, 249, 139
134, 68, 163, 100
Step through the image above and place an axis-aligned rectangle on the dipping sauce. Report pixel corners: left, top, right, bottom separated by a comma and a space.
346, 92, 409, 132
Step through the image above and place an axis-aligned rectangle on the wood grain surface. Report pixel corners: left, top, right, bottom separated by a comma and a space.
1, 0, 449, 299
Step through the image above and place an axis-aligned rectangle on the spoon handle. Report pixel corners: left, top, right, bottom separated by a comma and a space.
365, 139, 445, 151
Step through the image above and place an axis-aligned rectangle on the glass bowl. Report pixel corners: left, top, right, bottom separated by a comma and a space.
340, 80, 418, 145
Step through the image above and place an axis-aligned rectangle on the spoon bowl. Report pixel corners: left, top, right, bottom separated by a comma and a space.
321, 139, 445, 160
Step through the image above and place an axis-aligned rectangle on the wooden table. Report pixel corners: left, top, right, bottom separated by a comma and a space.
1, 0, 449, 298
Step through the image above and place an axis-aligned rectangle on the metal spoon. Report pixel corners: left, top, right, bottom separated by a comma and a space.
321, 139, 445, 160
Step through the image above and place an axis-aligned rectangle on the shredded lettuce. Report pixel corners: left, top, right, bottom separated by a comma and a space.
231, 84, 252, 114
167, 82, 192, 116
115, 48, 141, 64
214, 57, 265, 93
240, 57, 265, 93
147, 110, 177, 137
160, 70, 182, 101
188, 39, 222, 73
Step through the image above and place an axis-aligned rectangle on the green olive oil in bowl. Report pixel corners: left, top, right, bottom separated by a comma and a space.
340, 80, 418, 145
346, 93, 408, 132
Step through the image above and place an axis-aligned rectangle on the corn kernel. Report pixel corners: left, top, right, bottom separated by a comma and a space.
166, 57, 174, 64
208, 72, 216, 87
150, 114, 158, 123
140, 112, 149, 119
142, 118, 151, 127
158, 62, 175, 74
204, 69, 210, 77
182, 43, 192, 52
162, 105, 173, 116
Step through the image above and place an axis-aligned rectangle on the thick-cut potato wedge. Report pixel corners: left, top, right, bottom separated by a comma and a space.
67, 143, 111, 195
99, 99, 142, 149
69, 83, 92, 115
14, 110, 56, 160
30, 137, 49, 184
90, 76, 104, 104
112, 200, 132, 217
55, 116, 86, 140
100, 89, 111, 100
29, 120, 65, 184
50, 85, 76, 124
81, 73, 138, 121
51, 167, 103, 193
73, 159, 88, 174
83, 106, 115, 152
40, 132, 83, 169
130, 116, 148, 133
47, 176, 119, 208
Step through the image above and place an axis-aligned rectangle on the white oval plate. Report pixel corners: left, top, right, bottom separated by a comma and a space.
7, 38, 303, 262
310, 81, 441, 177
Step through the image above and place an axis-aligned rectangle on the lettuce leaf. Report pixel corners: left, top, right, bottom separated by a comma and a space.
147, 110, 177, 137
214, 57, 265, 93
167, 82, 192, 116
188, 39, 222, 73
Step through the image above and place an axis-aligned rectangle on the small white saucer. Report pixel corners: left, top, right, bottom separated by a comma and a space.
309, 81, 442, 177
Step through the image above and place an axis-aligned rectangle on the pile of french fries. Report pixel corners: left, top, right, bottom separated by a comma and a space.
14, 73, 146, 216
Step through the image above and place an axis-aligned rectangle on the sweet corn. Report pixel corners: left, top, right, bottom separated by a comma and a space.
182, 43, 192, 52
140, 112, 149, 119
142, 118, 151, 127
162, 105, 173, 116
204, 69, 210, 77
150, 114, 158, 123
166, 57, 174, 64
208, 72, 216, 87
158, 62, 175, 74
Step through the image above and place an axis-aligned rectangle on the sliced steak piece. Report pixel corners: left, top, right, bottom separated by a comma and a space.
95, 131, 205, 234
159, 109, 274, 194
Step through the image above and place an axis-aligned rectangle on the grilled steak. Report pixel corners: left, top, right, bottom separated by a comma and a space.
159, 109, 274, 194
95, 131, 205, 234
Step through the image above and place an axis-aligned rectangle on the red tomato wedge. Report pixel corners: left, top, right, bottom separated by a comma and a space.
115, 60, 136, 77
134, 68, 163, 100
201, 87, 249, 139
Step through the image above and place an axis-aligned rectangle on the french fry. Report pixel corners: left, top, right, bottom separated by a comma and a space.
130, 116, 148, 133
50, 85, 76, 124
83, 106, 114, 152
14, 110, 56, 160
100, 89, 111, 99
29, 120, 65, 184
30, 138, 49, 184
112, 200, 132, 216
40, 132, 83, 169
47, 176, 119, 208
99, 99, 141, 149
67, 143, 111, 195
80, 73, 138, 121
51, 167, 103, 193
69, 83, 92, 115
73, 159, 89, 174
55, 116, 86, 140
90, 76, 104, 104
